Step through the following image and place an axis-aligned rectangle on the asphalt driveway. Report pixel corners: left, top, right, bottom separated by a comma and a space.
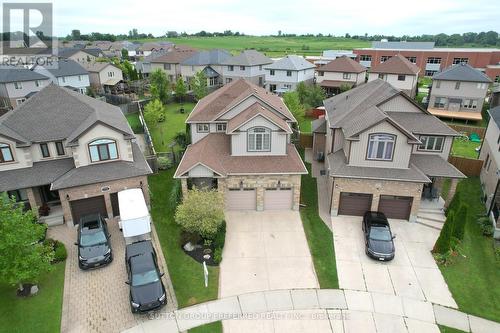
219, 211, 319, 298
332, 216, 457, 308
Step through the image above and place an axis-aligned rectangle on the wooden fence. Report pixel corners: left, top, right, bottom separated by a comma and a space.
448, 124, 486, 139
448, 156, 484, 177
299, 133, 313, 148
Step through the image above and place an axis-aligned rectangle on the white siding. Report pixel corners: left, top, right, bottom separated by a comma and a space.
4, 79, 48, 99
231, 115, 287, 156
97, 65, 123, 86
367, 73, 418, 95
316, 71, 366, 85
429, 80, 488, 112
188, 164, 214, 177
0, 135, 32, 171
378, 95, 421, 113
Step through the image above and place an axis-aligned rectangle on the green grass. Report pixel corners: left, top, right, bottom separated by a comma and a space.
188, 321, 222, 333
451, 139, 480, 159
438, 178, 500, 322
297, 113, 313, 133
149, 170, 219, 308
125, 112, 144, 134
300, 157, 338, 288
441, 179, 452, 202
0, 262, 65, 333
439, 325, 467, 333
419, 77, 432, 88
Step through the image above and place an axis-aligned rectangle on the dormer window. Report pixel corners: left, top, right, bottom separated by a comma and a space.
248, 127, 271, 152
0, 143, 14, 163
197, 124, 209, 133
216, 123, 226, 132
367, 134, 395, 161
89, 139, 118, 162
40, 143, 50, 158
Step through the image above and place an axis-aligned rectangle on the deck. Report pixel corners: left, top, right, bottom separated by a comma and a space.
427, 108, 482, 122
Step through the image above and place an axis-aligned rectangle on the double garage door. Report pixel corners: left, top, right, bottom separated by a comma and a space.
70, 195, 107, 224
225, 188, 293, 211
338, 192, 412, 220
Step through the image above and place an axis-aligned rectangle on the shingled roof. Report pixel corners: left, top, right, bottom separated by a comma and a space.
0, 65, 49, 83
264, 55, 315, 71
181, 49, 231, 66
221, 50, 272, 66
317, 56, 367, 73
370, 54, 420, 75
433, 63, 492, 83
150, 49, 198, 64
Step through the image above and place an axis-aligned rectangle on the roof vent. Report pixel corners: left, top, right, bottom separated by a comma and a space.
345, 95, 349, 100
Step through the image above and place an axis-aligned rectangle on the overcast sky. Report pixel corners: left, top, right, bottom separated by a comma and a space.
4, 0, 500, 37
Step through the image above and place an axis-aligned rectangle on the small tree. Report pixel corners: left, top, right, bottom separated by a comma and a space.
121, 48, 129, 60
143, 99, 165, 127
452, 204, 468, 241
0, 194, 54, 291
192, 71, 208, 101
174, 131, 190, 149
304, 84, 326, 109
296, 82, 308, 104
283, 91, 304, 120
175, 77, 187, 103
150, 69, 171, 104
433, 211, 454, 254
340, 84, 352, 93
175, 189, 224, 240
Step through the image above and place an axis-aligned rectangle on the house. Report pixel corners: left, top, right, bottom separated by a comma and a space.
221, 50, 272, 87
313, 79, 465, 222
306, 50, 357, 67
136, 42, 172, 57
58, 48, 102, 63
135, 50, 169, 78
174, 79, 307, 211
0, 84, 152, 225
0, 66, 50, 110
150, 49, 198, 82
33, 59, 90, 94
264, 55, 316, 94
316, 56, 367, 96
428, 63, 492, 122
80, 62, 123, 94
479, 106, 500, 239
180, 49, 232, 89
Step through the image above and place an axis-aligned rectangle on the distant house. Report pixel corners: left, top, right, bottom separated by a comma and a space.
136, 42, 172, 57
180, 49, 232, 89
0, 66, 50, 110
150, 49, 198, 82
33, 59, 90, 94
58, 48, 103, 63
367, 54, 420, 98
135, 50, 169, 78
264, 55, 315, 94
315, 56, 367, 96
428, 63, 492, 122
221, 50, 272, 87
80, 62, 123, 94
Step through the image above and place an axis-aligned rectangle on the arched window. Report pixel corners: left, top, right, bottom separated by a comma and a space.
88, 139, 118, 162
0, 143, 14, 163
248, 127, 271, 152
367, 134, 395, 161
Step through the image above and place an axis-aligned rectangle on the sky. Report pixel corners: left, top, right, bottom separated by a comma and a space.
2, 0, 500, 37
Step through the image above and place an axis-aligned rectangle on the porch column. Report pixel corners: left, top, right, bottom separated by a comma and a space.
181, 178, 188, 198
444, 178, 459, 208
26, 187, 42, 217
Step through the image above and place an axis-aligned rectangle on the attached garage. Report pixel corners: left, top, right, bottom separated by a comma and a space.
378, 195, 413, 220
70, 195, 107, 224
226, 188, 256, 210
338, 192, 373, 216
264, 188, 293, 210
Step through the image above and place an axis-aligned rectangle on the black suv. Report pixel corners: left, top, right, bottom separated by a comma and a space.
362, 211, 396, 261
76, 214, 113, 269
125, 240, 166, 313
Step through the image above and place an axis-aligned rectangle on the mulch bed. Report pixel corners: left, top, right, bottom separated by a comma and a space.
182, 242, 217, 266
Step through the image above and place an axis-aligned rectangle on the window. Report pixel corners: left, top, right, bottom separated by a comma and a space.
427, 57, 441, 64
78, 75, 82, 81
286, 70, 292, 77
397, 75, 406, 81
359, 55, 372, 61
62, 76, 66, 83
14, 82, 22, 89
240, 66, 245, 71
209, 77, 218, 86
228, 65, 234, 71
455, 82, 460, 90
487, 159, 492, 171
497, 134, 500, 144
270, 69, 275, 76
7, 189, 28, 203
216, 123, 226, 132
226, 78, 232, 84
318, 71, 324, 77
477, 83, 488, 89
16, 98, 26, 106
35, 80, 42, 87
462, 99, 477, 109
163, 64, 171, 70
495, 75, 500, 83
434, 97, 446, 108
380, 55, 392, 63
248, 127, 271, 152
435, 80, 441, 88
40, 143, 50, 158
0, 143, 14, 163
453, 57, 468, 64
343, 73, 351, 79
367, 134, 395, 161
55, 141, 65, 156
405, 56, 417, 63
88, 139, 118, 162
197, 123, 209, 133
378, 74, 385, 80
259, 65, 262, 70
284, 84, 292, 90
425, 70, 438, 76
108, 71, 114, 77
418, 136, 444, 152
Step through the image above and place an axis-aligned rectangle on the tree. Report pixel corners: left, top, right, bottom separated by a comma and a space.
143, 99, 165, 127
150, 69, 171, 104
296, 82, 308, 105
175, 77, 187, 103
121, 48, 129, 60
432, 211, 454, 254
175, 189, 224, 240
283, 91, 304, 120
302, 84, 326, 109
452, 204, 468, 241
0, 194, 54, 291
192, 71, 208, 101
174, 131, 190, 149
340, 84, 352, 93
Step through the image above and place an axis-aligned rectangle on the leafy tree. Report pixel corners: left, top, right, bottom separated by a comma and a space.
174, 131, 190, 149
71, 29, 81, 40
303, 85, 326, 109
150, 69, 171, 104
283, 91, 304, 120
175, 77, 187, 103
340, 84, 352, 93
452, 204, 468, 241
296, 82, 308, 104
432, 211, 455, 254
0, 194, 54, 290
121, 48, 129, 60
143, 99, 165, 127
175, 189, 224, 240
192, 71, 208, 101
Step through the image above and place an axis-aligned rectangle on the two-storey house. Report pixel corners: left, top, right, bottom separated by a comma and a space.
80, 62, 123, 94
33, 59, 90, 94
174, 79, 307, 210
313, 79, 465, 222
428, 63, 492, 122
0, 66, 50, 111
316, 56, 367, 96
264, 55, 315, 94
150, 48, 198, 82
58, 48, 102, 63
180, 49, 231, 90
367, 54, 420, 98
221, 50, 272, 87
0, 84, 151, 225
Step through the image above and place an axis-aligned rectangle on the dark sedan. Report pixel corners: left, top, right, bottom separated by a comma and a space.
125, 240, 166, 313
76, 214, 113, 269
362, 211, 395, 261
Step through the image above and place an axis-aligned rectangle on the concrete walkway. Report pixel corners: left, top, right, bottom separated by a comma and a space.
122, 288, 500, 333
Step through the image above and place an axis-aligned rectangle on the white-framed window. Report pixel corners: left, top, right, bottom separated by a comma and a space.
359, 55, 372, 61
248, 127, 271, 152
495, 75, 500, 83
427, 57, 441, 64
343, 73, 351, 79
418, 136, 444, 152
406, 56, 417, 63
197, 123, 209, 133
108, 71, 114, 77
462, 99, 478, 109
209, 77, 218, 86
88, 139, 118, 162
477, 83, 488, 89
228, 65, 234, 71
318, 71, 324, 77
240, 66, 245, 71
15, 98, 26, 105
286, 70, 292, 77
435, 80, 441, 88
434, 97, 446, 108
398, 75, 406, 81
455, 82, 460, 90
380, 55, 392, 63
216, 123, 226, 132
55, 141, 65, 156
367, 133, 395, 161
35, 80, 42, 87
259, 65, 262, 70
0, 143, 14, 163
164, 64, 171, 70
453, 57, 468, 64
270, 69, 275, 76
14, 82, 22, 89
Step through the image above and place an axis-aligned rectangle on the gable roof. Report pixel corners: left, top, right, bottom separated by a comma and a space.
432, 63, 492, 83
264, 55, 315, 71
488, 106, 500, 129
150, 49, 198, 64
58, 48, 96, 59
226, 102, 292, 133
0, 65, 49, 83
370, 54, 420, 75
181, 49, 231, 66
317, 56, 367, 73
36, 59, 88, 77
80, 61, 120, 73
221, 50, 272, 66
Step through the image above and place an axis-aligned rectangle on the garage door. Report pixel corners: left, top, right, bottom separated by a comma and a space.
264, 188, 293, 210
226, 189, 256, 210
338, 192, 373, 216
378, 195, 413, 220
70, 195, 107, 224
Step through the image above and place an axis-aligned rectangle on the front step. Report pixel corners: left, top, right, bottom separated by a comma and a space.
416, 218, 444, 230
416, 212, 446, 223
418, 208, 445, 214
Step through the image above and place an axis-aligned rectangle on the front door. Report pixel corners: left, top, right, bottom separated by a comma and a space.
39, 185, 60, 204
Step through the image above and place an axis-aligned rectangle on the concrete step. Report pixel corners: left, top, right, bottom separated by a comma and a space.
418, 208, 445, 214
41, 214, 64, 226
416, 218, 444, 230
416, 212, 446, 223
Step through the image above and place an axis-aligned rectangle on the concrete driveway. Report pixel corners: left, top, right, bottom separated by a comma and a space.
220, 211, 319, 298
332, 216, 457, 308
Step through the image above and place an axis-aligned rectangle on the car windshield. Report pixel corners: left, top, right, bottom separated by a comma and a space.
132, 269, 159, 287
369, 227, 392, 241
80, 231, 107, 247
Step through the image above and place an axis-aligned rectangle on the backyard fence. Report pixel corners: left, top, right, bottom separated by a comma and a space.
448, 156, 484, 177
448, 124, 486, 139
299, 133, 313, 148
137, 101, 159, 173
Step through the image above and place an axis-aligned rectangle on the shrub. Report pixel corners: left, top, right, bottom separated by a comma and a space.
433, 211, 455, 254
170, 179, 182, 205
157, 156, 172, 170
213, 247, 223, 264
452, 204, 468, 241
179, 231, 201, 246
213, 221, 226, 250
53, 241, 67, 262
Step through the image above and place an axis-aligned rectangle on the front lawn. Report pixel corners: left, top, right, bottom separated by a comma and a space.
439, 325, 467, 333
149, 170, 219, 308
451, 139, 480, 159
0, 262, 65, 333
188, 321, 222, 333
438, 178, 500, 322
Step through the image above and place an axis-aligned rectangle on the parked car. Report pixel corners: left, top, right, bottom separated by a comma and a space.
125, 240, 166, 312
362, 211, 395, 261
76, 213, 113, 269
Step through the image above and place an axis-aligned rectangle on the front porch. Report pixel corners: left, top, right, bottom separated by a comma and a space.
26, 185, 65, 226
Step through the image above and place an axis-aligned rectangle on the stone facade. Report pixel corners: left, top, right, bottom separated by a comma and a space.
330, 177, 424, 222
